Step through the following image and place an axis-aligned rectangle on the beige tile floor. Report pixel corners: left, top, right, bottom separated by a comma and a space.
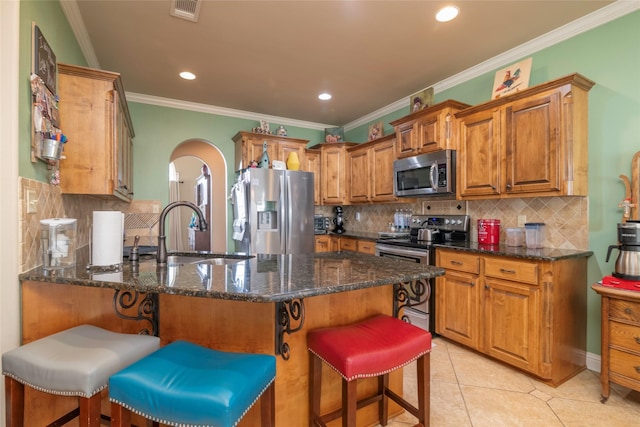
383, 337, 640, 427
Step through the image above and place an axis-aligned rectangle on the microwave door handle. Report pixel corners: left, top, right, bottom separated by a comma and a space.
429, 161, 438, 191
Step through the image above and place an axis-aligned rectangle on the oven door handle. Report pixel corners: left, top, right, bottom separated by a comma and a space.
376, 243, 430, 259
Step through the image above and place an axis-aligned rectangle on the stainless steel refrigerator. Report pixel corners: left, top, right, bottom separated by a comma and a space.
232, 168, 314, 254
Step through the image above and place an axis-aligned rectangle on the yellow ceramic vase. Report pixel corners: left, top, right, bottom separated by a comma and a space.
286, 152, 300, 171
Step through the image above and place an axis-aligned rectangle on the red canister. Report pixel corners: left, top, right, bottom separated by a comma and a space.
478, 219, 501, 245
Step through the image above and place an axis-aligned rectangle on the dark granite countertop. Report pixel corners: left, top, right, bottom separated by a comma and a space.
433, 242, 593, 261
19, 250, 444, 303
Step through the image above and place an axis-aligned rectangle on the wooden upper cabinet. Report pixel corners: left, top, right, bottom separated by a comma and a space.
57, 63, 135, 201
232, 132, 309, 172
456, 73, 594, 199
391, 100, 470, 158
346, 134, 397, 204
319, 143, 357, 205
305, 149, 321, 205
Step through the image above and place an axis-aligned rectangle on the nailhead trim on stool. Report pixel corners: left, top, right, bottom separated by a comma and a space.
307, 314, 431, 427
108, 340, 277, 427
2, 325, 160, 426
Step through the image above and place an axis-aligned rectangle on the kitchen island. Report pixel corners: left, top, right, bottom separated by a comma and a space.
19, 250, 444, 426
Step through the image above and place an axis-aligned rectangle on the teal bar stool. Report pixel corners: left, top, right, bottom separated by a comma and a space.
109, 340, 277, 426
2, 325, 160, 426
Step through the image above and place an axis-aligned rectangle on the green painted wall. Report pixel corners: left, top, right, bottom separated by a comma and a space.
16, 2, 640, 355
18, 0, 87, 181
346, 11, 640, 354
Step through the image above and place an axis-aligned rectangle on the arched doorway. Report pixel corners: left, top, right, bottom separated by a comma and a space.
170, 139, 227, 253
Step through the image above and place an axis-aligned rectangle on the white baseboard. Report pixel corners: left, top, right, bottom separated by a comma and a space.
587, 351, 601, 373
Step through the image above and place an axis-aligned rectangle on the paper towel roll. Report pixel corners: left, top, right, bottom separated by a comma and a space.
92, 211, 124, 266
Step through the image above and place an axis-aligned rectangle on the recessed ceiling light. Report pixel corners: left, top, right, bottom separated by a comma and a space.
318, 93, 332, 101
436, 6, 459, 22
180, 71, 196, 80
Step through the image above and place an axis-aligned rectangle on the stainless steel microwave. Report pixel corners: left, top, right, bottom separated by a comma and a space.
393, 150, 456, 198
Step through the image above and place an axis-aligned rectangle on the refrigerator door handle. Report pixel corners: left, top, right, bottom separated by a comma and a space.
279, 174, 286, 251
286, 174, 293, 252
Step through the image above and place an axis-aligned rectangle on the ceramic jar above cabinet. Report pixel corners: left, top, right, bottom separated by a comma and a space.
456, 73, 595, 200
390, 100, 470, 158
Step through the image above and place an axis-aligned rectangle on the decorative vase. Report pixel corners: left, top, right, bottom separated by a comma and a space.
286, 152, 300, 171
276, 125, 288, 137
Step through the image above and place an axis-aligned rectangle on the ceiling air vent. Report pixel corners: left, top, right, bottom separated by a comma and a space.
170, 0, 201, 22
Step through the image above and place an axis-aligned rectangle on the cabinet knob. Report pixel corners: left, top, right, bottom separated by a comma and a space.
506, 184, 512, 190
491, 185, 497, 191
635, 366, 640, 373
625, 308, 634, 315
470, 282, 475, 287
485, 284, 490, 289
634, 337, 640, 345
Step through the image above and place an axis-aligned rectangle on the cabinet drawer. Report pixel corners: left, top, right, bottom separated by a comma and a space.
357, 241, 376, 255
610, 321, 640, 352
484, 258, 538, 285
438, 251, 480, 274
610, 299, 640, 323
340, 238, 357, 252
610, 348, 640, 381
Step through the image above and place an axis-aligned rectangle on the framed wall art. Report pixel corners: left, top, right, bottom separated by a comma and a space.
324, 127, 344, 143
32, 23, 57, 95
409, 87, 434, 113
492, 57, 532, 99
368, 121, 384, 141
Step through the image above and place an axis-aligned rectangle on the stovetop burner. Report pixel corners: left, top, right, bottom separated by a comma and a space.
376, 214, 470, 249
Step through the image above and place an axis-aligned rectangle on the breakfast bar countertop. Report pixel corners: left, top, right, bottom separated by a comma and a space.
19, 249, 445, 303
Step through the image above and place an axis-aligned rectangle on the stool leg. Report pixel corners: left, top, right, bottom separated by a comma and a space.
342, 379, 357, 427
110, 402, 131, 427
261, 382, 275, 427
380, 373, 389, 425
416, 353, 431, 427
5, 376, 24, 427
79, 393, 101, 426
309, 353, 322, 427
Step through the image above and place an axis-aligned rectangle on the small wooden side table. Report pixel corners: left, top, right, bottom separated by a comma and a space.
592, 284, 640, 402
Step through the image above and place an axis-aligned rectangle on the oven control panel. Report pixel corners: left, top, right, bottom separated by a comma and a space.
410, 214, 469, 232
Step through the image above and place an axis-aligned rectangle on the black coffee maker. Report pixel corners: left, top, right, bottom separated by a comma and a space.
606, 220, 640, 280
333, 206, 345, 234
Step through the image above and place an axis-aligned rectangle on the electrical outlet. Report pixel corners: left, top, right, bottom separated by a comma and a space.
517, 215, 527, 228
26, 189, 38, 213
355, 212, 361, 222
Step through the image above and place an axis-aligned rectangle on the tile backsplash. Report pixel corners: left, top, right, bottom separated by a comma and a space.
318, 196, 588, 250
19, 178, 160, 272
20, 177, 589, 272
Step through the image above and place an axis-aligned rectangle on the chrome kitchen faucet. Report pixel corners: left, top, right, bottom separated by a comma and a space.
156, 201, 208, 267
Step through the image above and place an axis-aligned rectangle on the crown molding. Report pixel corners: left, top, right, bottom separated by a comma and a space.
125, 92, 332, 131
59, 0, 100, 69
344, 0, 640, 131
65, 0, 638, 133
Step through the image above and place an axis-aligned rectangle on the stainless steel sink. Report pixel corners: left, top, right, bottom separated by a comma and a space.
166, 255, 251, 266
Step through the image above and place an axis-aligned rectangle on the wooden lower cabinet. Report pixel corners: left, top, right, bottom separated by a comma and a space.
436, 248, 588, 386
591, 284, 640, 401
315, 235, 375, 254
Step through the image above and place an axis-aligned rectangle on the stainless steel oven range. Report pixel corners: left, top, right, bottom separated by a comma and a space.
375, 214, 470, 332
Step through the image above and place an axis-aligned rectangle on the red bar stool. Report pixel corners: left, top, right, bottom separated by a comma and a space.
307, 314, 431, 427
2, 325, 160, 426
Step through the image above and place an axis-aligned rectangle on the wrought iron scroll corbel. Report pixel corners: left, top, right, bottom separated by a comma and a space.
113, 289, 159, 337
393, 278, 431, 322
275, 299, 305, 360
